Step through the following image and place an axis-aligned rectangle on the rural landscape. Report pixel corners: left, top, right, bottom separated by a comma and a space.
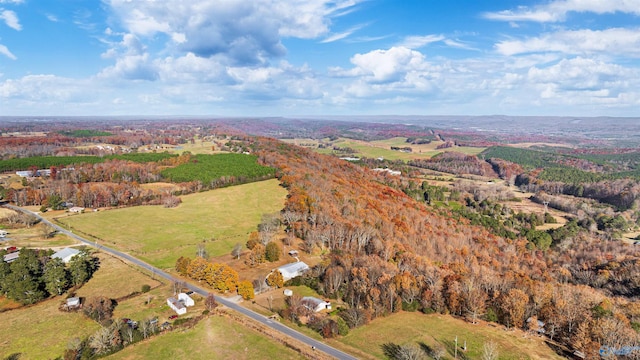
0, 115, 638, 359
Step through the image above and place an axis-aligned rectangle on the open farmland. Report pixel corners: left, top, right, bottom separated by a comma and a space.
58, 179, 288, 269
107, 316, 304, 360
313, 137, 485, 161
338, 312, 564, 360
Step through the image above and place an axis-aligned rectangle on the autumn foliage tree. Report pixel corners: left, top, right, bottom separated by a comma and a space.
237, 280, 255, 300
267, 270, 284, 288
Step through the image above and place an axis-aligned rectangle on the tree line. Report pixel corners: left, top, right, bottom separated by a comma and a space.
0, 248, 97, 305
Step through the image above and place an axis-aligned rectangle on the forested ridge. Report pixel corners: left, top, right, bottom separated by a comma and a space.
253, 137, 639, 358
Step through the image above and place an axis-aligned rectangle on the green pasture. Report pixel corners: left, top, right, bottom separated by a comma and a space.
107, 316, 304, 360
339, 312, 563, 360
59, 179, 288, 269
318, 137, 485, 161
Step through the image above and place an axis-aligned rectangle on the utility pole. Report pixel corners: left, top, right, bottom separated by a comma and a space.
455, 336, 458, 359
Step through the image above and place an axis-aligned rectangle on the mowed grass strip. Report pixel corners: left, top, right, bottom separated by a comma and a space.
62, 179, 288, 269
107, 316, 304, 360
338, 312, 563, 360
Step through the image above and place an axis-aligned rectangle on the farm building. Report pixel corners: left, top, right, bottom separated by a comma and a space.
66, 297, 81, 310
68, 207, 85, 213
167, 297, 187, 315
178, 293, 195, 307
277, 261, 310, 281
0, 230, 7, 237
51, 247, 81, 263
3, 251, 19, 263
302, 296, 331, 312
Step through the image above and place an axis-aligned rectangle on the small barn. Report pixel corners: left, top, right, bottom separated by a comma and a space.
302, 296, 331, 312
51, 248, 81, 263
66, 297, 81, 310
3, 251, 19, 263
178, 292, 195, 307
277, 261, 310, 281
167, 297, 187, 315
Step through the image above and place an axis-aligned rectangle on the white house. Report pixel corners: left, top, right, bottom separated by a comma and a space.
0, 230, 7, 237
51, 247, 81, 263
178, 293, 195, 307
68, 207, 85, 213
167, 297, 187, 315
277, 261, 310, 281
302, 296, 331, 312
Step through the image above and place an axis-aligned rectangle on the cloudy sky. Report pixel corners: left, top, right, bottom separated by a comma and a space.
1, 0, 639, 117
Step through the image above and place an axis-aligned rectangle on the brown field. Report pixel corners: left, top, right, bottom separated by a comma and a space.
138, 181, 181, 192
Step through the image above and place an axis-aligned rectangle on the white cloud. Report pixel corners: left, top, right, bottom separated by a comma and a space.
496, 28, 640, 57
321, 24, 367, 43
98, 34, 158, 80
398, 35, 445, 49
339, 47, 430, 84
1, 9, 21, 30
484, 0, 640, 23
0, 75, 94, 102
0, 43, 16, 59
527, 57, 632, 90
46, 13, 59, 22
0, 0, 24, 3
105, 0, 363, 66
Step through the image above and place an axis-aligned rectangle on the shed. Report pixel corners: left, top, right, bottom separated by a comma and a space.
167, 297, 187, 315
0, 230, 7, 237
3, 251, 19, 263
66, 297, 81, 309
302, 296, 331, 312
51, 248, 81, 263
277, 261, 310, 281
178, 292, 195, 307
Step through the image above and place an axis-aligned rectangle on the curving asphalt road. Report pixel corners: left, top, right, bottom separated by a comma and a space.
3, 204, 357, 360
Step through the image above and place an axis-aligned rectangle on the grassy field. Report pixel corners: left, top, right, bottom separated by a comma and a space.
0, 223, 79, 249
338, 312, 564, 360
313, 137, 485, 161
0, 296, 100, 359
0, 252, 161, 359
107, 316, 304, 360
58, 179, 288, 269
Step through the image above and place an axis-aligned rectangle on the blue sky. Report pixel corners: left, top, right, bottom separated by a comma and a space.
1, 0, 639, 117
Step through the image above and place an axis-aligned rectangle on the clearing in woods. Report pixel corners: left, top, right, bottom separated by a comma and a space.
301, 137, 485, 160
336, 311, 564, 360
58, 179, 288, 269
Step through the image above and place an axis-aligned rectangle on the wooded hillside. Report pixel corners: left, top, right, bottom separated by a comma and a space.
253, 137, 640, 358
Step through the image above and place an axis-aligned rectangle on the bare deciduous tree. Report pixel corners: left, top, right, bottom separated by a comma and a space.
481, 341, 499, 360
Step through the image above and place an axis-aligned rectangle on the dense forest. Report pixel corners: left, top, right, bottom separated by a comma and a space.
250, 136, 639, 358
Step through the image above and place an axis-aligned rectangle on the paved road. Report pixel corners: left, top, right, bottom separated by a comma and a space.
3, 205, 357, 360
